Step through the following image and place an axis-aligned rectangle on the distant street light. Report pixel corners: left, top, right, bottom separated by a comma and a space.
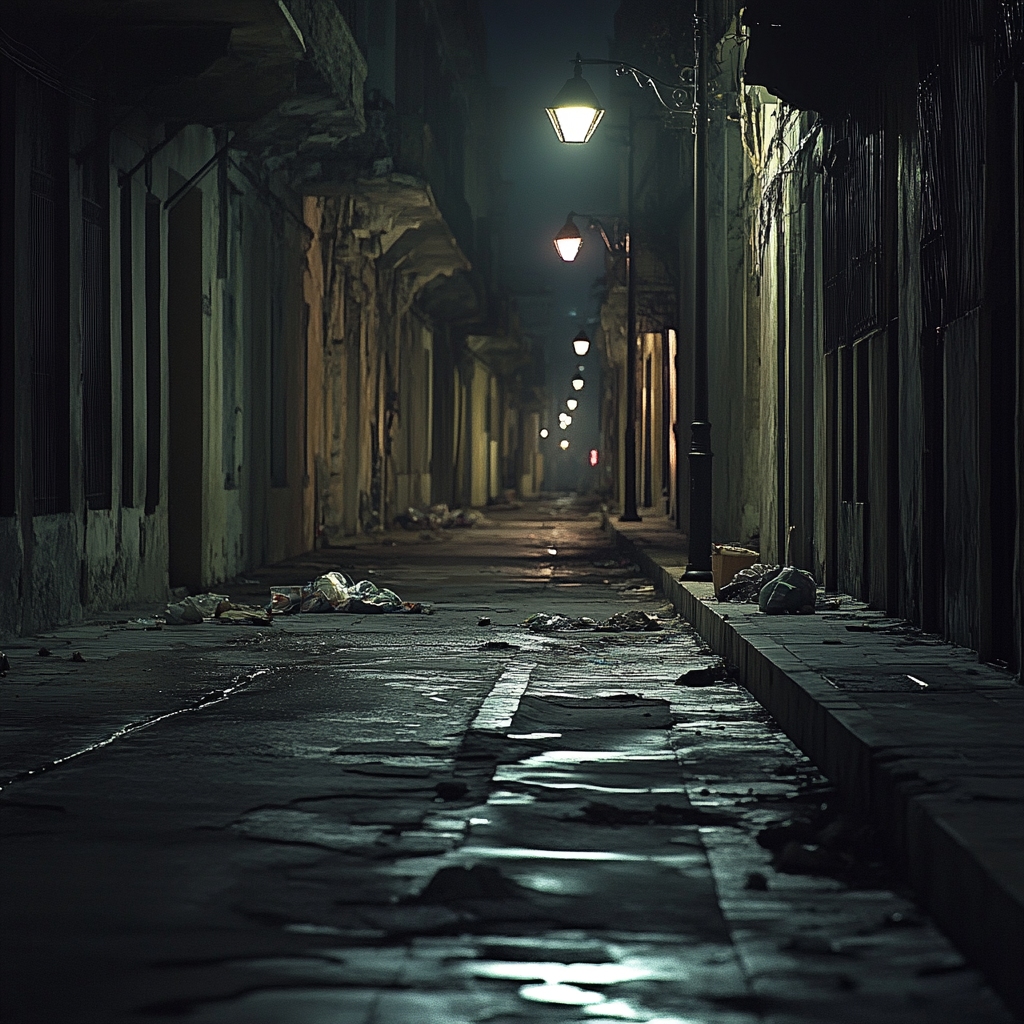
553, 216, 583, 262
560, 439, 570, 450
566, 398, 578, 410
572, 329, 591, 356
539, 428, 549, 438
571, 375, 585, 392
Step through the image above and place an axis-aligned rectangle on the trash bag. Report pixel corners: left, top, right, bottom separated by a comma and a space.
165, 593, 229, 624
719, 564, 780, 603
302, 571, 355, 613
758, 566, 817, 614
346, 579, 402, 613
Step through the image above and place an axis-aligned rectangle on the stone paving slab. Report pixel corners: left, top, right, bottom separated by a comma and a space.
607, 515, 1024, 1019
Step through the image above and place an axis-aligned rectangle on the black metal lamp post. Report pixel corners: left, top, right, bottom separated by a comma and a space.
681, 0, 713, 580
547, 51, 700, 531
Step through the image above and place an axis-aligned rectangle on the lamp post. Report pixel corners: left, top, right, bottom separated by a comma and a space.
548, 54, 694, 526
554, 210, 639, 521
548, 41, 712, 571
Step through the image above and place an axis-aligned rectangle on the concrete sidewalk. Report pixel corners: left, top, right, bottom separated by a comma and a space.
606, 513, 1024, 1019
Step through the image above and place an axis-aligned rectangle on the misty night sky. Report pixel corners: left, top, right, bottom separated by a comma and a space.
479, 0, 621, 470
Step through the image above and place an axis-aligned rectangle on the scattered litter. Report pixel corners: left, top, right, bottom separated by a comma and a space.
267, 572, 421, 616
394, 504, 483, 531
480, 640, 517, 650
522, 610, 660, 633
605, 610, 661, 632
0, 652, 9, 674
38, 648, 51, 657
70, 651, 85, 663
165, 593, 229, 625
477, 617, 491, 627
745, 871, 769, 890
718, 563, 780, 603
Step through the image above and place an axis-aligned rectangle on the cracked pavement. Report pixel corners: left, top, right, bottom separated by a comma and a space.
0, 500, 1015, 1022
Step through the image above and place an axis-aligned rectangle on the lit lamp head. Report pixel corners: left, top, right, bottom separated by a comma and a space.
572, 329, 591, 356
546, 55, 605, 144
566, 398, 578, 410
560, 439, 570, 450
539, 428, 549, 438
553, 215, 583, 262
571, 375, 585, 391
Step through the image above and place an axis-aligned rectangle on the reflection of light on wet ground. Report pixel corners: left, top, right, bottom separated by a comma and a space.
470, 961, 656, 984
547, 548, 558, 555
507, 732, 563, 740
521, 982, 604, 1005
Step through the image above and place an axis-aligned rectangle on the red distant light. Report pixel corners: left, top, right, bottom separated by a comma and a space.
589, 449, 599, 466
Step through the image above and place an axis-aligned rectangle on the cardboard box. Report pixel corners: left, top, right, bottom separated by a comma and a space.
711, 548, 760, 598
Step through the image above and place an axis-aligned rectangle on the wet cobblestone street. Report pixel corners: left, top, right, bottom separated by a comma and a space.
0, 502, 1014, 1023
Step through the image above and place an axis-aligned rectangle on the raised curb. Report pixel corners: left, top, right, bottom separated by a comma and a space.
608, 522, 1024, 1021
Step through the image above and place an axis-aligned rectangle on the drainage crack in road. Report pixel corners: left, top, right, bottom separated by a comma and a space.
0, 669, 271, 791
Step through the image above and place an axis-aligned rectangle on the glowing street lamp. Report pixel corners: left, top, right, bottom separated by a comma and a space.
566, 398, 578, 411
560, 439, 570, 450
572, 329, 591, 356
571, 375, 584, 392
545, 55, 605, 144
553, 216, 583, 262
539, 428, 549, 438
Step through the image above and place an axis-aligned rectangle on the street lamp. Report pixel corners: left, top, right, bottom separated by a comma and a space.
547, 42, 710, 564
571, 374, 585, 392
553, 216, 583, 261
545, 55, 605, 143
566, 398, 578, 411
560, 439, 570, 450
572, 329, 591, 356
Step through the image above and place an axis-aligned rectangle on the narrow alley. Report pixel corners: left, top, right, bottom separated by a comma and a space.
0, 501, 1013, 1023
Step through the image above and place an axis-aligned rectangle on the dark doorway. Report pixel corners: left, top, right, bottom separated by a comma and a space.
167, 187, 204, 591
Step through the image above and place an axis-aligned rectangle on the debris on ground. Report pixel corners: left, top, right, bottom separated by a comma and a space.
267, 572, 424, 616
718, 563, 780, 602
675, 662, 733, 686
522, 609, 662, 633
757, 804, 886, 886
394, 504, 484, 531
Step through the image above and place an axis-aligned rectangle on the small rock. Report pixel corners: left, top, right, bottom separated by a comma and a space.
477, 617, 491, 626
71, 651, 85, 663
38, 648, 51, 657
744, 871, 769, 890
